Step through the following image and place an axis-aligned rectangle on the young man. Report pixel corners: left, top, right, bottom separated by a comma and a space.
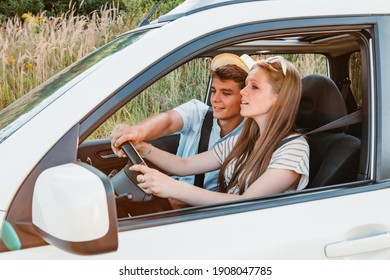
111, 53, 254, 191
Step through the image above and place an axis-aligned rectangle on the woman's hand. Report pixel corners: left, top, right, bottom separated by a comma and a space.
130, 164, 178, 198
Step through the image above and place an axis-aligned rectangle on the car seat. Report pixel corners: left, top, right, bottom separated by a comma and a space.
296, 74, 361, 188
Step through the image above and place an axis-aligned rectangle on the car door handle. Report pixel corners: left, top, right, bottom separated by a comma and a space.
325, 232, 390, 258
97, 150, 118, 159
99, 153, 118, 159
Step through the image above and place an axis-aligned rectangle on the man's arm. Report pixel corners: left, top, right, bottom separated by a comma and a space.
110, 110, 183, 157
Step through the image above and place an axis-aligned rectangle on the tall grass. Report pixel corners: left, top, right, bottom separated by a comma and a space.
1, 3, 333, 139
0, 4, 132, 109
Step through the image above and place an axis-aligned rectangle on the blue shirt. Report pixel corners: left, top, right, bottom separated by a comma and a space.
173, 99, 244, 191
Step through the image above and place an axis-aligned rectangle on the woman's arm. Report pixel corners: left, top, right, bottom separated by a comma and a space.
130, 164, 243, 205
241, 168, 301, 198
131, 164, 302, 206
137, 142, 221, 177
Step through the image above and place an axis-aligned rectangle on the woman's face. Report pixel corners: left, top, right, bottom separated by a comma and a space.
240, 66, 278, 124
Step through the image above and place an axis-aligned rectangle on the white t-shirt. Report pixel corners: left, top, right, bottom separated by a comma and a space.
213, 134, 309, 194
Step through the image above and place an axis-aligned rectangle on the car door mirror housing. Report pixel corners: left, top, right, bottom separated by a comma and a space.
32, 162, 118, 255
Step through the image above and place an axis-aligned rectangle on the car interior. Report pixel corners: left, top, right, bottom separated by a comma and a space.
76, 29, 368, 218
78, 28, 367, 217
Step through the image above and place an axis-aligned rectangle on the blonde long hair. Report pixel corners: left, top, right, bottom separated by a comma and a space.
218, 58, 302, 194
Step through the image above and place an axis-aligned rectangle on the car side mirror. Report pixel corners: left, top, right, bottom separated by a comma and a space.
32, 162, 118, 255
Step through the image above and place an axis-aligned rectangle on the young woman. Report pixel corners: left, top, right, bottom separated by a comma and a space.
129, 56, 309, 206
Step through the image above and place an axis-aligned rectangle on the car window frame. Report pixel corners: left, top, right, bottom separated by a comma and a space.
374, 15, 390, 180
78, 17, 377, 226
89, 18, 374, 198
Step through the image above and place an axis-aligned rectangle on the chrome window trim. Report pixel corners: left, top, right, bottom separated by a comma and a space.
368, 38, 376, 181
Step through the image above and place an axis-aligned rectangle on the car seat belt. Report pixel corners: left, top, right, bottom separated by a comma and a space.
194, 106, 214, 188
277, 109, 362, 149
340, 77, 358, 113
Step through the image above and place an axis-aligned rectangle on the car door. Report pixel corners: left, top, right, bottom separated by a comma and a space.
4, 184, 388, 260
113, 187, 390, 259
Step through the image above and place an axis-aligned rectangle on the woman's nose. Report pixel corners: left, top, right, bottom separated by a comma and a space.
240, 87, 247, 96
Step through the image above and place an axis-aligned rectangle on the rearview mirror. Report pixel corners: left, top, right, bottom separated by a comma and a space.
32, 162, 118, 255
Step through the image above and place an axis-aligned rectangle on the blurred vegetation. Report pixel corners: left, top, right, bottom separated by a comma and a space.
1, 0, 358, 140
0, 0, 184, 19
0, 0, 184, 110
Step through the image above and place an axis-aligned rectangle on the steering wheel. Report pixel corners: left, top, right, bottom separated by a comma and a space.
110, 142, 172, 216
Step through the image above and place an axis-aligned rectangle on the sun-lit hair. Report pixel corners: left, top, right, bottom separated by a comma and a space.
218, 57, 302, 194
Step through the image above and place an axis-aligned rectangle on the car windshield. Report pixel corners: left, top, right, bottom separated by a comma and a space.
0, 29, 150, 143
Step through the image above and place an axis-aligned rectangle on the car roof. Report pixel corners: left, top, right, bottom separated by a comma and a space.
157, 0, 389, 23
158, 0, 262, 22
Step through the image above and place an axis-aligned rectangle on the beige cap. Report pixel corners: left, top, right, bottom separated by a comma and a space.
210, 53, 255, 73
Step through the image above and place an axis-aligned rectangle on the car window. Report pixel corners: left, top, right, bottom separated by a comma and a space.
104, 31, 367, 217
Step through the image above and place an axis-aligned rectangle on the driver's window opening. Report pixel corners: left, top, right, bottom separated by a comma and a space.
85, 33, 367, 219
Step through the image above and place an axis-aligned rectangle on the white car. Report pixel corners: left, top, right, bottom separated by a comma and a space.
1, 0, 390, 260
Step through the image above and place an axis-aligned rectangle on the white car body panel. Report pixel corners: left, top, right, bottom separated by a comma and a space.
2, 188, 390, 260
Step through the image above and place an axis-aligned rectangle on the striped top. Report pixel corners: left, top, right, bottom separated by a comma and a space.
213, 134, 309, 194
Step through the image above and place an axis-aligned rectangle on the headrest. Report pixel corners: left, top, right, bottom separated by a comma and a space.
296, 74, 347, 131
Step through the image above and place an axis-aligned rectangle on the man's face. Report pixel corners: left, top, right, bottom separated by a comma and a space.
210, 77, 243, 121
